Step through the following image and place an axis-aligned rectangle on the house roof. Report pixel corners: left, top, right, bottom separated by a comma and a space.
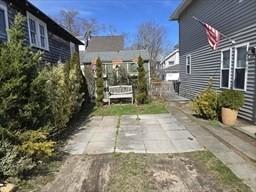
78, 35, 124, 52
170, 0, 192, 20
160, 49, 179, 64
80, 49, 150, 64
10, 0, 83, 45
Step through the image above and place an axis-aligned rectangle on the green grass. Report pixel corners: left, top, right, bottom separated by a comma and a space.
191, 151, 252, 192
209, 120, 220, 128
108, 151, 251, 192
93, 101, 168, 116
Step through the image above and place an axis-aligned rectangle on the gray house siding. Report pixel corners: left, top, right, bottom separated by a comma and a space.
2, 0, 79, 64
43, 33, 73, 64
179, 0, 256, 55
178, 0, 256, 122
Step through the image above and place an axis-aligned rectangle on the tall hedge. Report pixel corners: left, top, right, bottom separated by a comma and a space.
0, 13, 89, 179
0, 13, 41, 131
136, 56, 148, 104
96, 57, 104, 106
0, 14, 49, 179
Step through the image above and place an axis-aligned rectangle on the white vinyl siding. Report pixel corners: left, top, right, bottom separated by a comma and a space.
220, 49, 231, 88
186, 55, 191, 74
234, 43, 248, 91
0, 2, 8, 40
27, 12, 49, 50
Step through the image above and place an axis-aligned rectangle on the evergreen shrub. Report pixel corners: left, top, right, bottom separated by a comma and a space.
0, 13, 89, 179
136, 56, 148, 104
192, 83, 218, 120
218, 89, 244, 110
95, 57, 104, 106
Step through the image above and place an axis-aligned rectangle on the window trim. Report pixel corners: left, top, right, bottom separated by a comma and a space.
233, 43, 249, 91
27, 11, 49, 51
0, 2, 9, 40
220, 48, 232, 89
127, 62, 138, 74
186, 55, 191, 75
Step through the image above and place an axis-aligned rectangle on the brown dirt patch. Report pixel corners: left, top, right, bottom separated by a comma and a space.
41, 152, 251, 192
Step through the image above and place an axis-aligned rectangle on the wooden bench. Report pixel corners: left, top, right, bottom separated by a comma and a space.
108, 85, 133, 105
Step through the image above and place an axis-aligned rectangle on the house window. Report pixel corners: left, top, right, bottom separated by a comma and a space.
128, 62, 138, 73
0, 3, 8, 40
186, 55, 191, 74
220, 49, 231, 88
234, 44, 248, 90
39, 24, 46, 48
29, 18, 37, 45
27, 12, 49, 50
168, 61, 175, 66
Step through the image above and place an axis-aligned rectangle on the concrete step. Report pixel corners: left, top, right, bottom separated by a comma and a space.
233, 125, 256, 139
176, 105, 256, 163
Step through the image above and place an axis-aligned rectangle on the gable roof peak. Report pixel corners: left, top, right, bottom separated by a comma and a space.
170, 0, 192, 20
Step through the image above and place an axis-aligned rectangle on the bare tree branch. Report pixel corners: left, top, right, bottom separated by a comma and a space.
132, 22, 167, 76
80, 18, 103, 35
59, 10, 80, 35
56, 10, 120, 37
56, 10, 103, 36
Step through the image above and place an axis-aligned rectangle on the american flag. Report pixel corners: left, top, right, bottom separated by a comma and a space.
193, 17, 220, 50
203, 23, 220, 50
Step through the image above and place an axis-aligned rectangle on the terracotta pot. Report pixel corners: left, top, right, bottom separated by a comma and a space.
221, 107, 238, 126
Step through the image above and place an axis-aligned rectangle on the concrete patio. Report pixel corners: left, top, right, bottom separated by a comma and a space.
63, 108, 256, 192
64, 114, 203, 155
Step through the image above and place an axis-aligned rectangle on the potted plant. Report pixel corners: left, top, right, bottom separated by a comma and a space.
218, 89, 244, 126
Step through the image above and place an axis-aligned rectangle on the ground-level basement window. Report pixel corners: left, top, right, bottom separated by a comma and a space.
234, 44, 248, 91
220, 49, 231, 88
186, 55, 191, 74
0, 3, 8, 41
27, 12, 49, 51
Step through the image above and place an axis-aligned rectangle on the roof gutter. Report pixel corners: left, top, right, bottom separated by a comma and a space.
10, 0, 84, 45
170, 0, 192, 20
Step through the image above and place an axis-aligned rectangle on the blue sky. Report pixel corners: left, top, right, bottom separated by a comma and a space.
29, 0, 180, 47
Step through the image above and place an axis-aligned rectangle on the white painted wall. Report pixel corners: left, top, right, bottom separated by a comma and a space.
161, 49, 179, 69
79, 40, 86, 51
159, 49, 180, 81
165, 73, 179, 81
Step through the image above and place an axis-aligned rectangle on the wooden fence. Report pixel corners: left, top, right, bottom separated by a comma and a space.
149, 81, 176, 100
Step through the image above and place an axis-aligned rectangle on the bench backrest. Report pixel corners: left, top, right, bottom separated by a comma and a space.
109, 85, 132, 95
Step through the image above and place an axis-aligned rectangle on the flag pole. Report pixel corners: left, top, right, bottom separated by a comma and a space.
192, 16, 236, 44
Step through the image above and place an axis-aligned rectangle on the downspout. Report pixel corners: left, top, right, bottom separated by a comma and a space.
252, 56, 256, 124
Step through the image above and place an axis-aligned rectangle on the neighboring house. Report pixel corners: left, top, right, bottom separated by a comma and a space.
79, 35, 150, 99
80, 49, 150, 83
171, 0, 256, 122
78, 35, 124, 52
0, 0, 83, 64
159, 49, 179, 81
